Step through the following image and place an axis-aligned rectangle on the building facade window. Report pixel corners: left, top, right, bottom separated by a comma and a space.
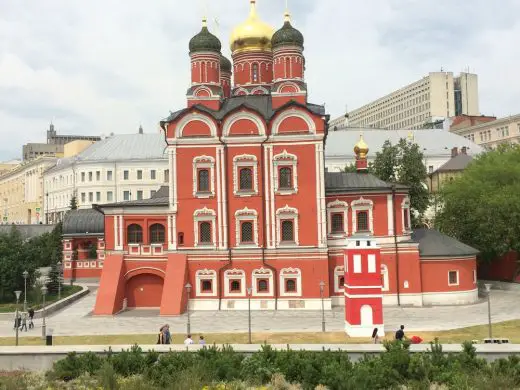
96, 171, 100, 181
241, 221, 253, 243
351, 197, 374, 234
273, 150, 298, 194
224, 269, 246, 296
401, 197, 411, 232
194, 207, 217, 247
381, 264, 389, 291
201, 280, 212, 292
107, 191, 113, 202
235, 207, 259, 247
164, 169, 169, 183
276, 205, 299, 246
285, 279, 296, 292
149, 223, 165, 244
150, 190, 157, 197
281, 220, 294, 242
279, 268, 302, 296
197, 169, 210, 192
331, 213, 344, 233
96, 192, 101, 202
81, 192, 86, 203
327, 200, 348, 236
137, 190, 143, 200
151, 170, 156, 180
81, 172, 85, 182
123, 170, 129, 180
199, 222, 212, 244
252, 268, 273, 296
88, 192, 93, 202
107, 171, 113, 181
137, 170, 143, 180
356, 211, 369, 232
252, 63, 259, 83
127, 224, 143, 244
195, 269, 217, 297
279, 167, 292, 189
88, 172, 93, 181
193, 156, 215, 197
239, 168, 253, 191
334, 265, 345, 293
123, 191, 130, 201
233, 154, 258, 196
448, 270, 459, 286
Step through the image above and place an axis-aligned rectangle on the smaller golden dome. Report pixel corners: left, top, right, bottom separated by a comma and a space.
354, 134, 369, 159
230, 0, 274, 54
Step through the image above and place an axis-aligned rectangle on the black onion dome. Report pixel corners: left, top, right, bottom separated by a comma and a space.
189, 23, 222, 54
272, 20, 304, 49
220, 55, 232, 73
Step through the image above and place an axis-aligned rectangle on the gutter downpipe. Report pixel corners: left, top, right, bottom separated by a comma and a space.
392, 184, 401, 306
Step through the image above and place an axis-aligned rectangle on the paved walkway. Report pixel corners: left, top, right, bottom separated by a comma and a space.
2, 287, 520, 337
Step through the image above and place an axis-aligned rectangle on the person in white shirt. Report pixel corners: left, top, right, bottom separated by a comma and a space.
199, 335, 206, 345
184, 334, 194, 345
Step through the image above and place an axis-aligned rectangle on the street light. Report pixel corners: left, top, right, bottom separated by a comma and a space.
14, 290, 21, 346
41, 286, 48, 340
319, 281, 326, 332
185, 283, 192, 335
57, 262, 62, 300
484, 283, 492, 340
247, 287, 253, 344
22, 270, 29, 312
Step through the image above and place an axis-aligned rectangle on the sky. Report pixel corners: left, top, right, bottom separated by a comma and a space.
1, 0, 519, 161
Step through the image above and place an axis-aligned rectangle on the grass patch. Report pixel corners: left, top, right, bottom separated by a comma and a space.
1, 319, 519, 346
0, 285, 82, 313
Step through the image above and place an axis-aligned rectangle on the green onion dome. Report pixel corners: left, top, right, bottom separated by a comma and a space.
271, 12, 304, 49
220, 55, 232, 73
189, 18, 222, 54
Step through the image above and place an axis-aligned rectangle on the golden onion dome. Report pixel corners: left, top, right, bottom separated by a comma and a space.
230, 0, 274, 54
354, 134, 369, 159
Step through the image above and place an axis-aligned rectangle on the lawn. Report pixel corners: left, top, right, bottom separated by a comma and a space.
0, 285, 82, 313
1, 319, 519, 346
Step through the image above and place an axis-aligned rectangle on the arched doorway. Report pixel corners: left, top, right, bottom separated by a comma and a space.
125, 273, 164, 308
360, 305, 373, 327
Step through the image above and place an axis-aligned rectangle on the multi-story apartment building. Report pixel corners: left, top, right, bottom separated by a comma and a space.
330, 72, 479, 130
0, 157, 57, 224
449, 114, 520, 149
44, 133, 168, 224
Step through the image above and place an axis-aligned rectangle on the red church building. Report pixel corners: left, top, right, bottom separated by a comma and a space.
62, 1, 479, 336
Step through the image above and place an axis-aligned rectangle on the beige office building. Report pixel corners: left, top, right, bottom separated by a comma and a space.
330, 72, 479, 130
450, 114, 520, 149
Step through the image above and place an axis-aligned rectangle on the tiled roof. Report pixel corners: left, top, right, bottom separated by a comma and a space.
63, 209, 104, 236
411, 228, 479, 257
435, 154, 473, 172
325, 172, 407, 193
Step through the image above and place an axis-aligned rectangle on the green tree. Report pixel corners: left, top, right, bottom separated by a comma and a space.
372, 138, 430, 226
436, 144, 520, 263
69, 196, 78, 210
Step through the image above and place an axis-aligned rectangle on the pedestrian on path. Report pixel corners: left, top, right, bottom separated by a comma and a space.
28, 308, 34, 329
395, 325, 405, 341
163, 324, 171, 344
13, 312, 21, 329
20, 313, 28, 332
184, 334, 194, 345
371, 328, 379, 344
199, 335, 206, 345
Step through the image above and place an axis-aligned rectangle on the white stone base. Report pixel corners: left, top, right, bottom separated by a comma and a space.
382, 293, 423, 306
331, 295, 344, 307
189, 299, 220, 311
345, 322, 385, 338
422, 288, 478, 306
190, 298, 333, 311
277, 298, 332, 311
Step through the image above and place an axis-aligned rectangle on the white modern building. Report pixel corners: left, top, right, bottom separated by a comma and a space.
44, 133, 168, 224
324, 127, 484, 174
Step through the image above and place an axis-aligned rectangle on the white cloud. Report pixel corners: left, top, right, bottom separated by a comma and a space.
0, 0, 518, 160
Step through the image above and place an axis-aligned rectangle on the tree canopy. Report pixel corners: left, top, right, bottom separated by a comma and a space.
436, 144, 520, 262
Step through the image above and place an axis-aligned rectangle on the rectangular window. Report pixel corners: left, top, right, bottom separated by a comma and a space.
240, 221, 254, 243
331, 213, 344, 233
96, 192, 101, 202
356, 211, 369, 232
137, 170, 143, 180
137, 190, 143, 200
107, 191, 113, 202
230, 279, 241, 292
81, 193, 86, 203
285, 278, 297, 292
403, 209, 410, 230
428, 165, 433, 174
123, 191, 130, 201
198, 169, 210, 192
281, 220, 294, 242
448, 270, 459, 286
239, 167, 253, 191
151, 190, 157, 198
201, 280, 212, 292
151, 170, 156, 180
123, 170, 129, 180
257, 279, 269, 292
107, 170, 113, 181
353, 254, 362, 273
178, 232, 184, 246
81, 172, 85, 182
88, 192, 93, 202
164, 169, 169, 183
199, 222, 212, 244
368, 254, 376, 273
88, 172, 93, 182
278, 167, 293, 189
96, 171, 100, 181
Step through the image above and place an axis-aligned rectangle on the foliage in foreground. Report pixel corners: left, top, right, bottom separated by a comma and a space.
1, 341, 519, 389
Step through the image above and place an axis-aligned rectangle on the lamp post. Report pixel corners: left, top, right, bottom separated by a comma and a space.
484, 283, 492, 340
319, 281, 326, 332
247, 287, 253, 344
57, 261, 62, 301
14, 291, 21, 346
22, 270, 28, 312
41, 286, 48, 340
185, 283, 192, 335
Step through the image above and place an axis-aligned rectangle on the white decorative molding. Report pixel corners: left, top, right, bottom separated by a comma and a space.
334, 265, 345, 293
222, 111, 267, 137
274, 81, 300, 94
327, 199, 348, 237
232, 154, 259, 196
351, 197, 374, 234
401, 196, 412, 233
195, 269, 217, 297
176, 113, 217, 138
234, 207, 259, 247
381, 264, 389, 292
387, 194, 394, 236
193, 207, 217, 248
275, 205, 299, 247
448, 270, 459, 286
271, 108, 316, 135
279, 267, 302, 297
273, 150, 298, 195
192, 155, 216, 198
252, 268, 274, 296
224, 268, 246, 297
250, 86, 269, 95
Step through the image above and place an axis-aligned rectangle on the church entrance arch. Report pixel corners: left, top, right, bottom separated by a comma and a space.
125, 272, 164, 308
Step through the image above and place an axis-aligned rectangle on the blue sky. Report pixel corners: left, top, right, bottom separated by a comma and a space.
1, 0, 519, 160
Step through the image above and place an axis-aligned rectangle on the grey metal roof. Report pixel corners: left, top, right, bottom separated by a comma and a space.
325, 128, 484, 158
411, 228, 479, 257
325, 172, 407, 193
63, 209, 104, 236
435, 154, 473, 172
97, 187, 169, 209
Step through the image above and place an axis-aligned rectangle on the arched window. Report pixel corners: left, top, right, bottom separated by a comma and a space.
149, 223, 165, 244
339, 276, 345, 288
199, 222, 212, 244
239, 168, 253, 191
258, 279, 268, 292
281, 220, 294, 242
285, 279, 296, 292
241, 221, 253, 243
252, 63, 259, 83
357, 211, 369, 232
198, 169, 210, 192
127, 224, 143, 244
279, 167, 293, 189
331, 213, 344, 233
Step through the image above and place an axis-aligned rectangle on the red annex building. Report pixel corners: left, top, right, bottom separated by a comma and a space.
62, 1, 479, 336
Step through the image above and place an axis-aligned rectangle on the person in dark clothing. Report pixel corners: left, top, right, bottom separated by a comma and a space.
28, 308, 34, 329
395, 325, 405, 341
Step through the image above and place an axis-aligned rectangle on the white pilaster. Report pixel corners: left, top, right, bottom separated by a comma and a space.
315, 143, 322, 246
216, 146, 223, 249
269, 146, 276, 248
264, 145, 271, 248
387, 194, 394, 235
318, 143, 327, 247
220, 148, 228, 248
113, 215, 120, 250
118, 215, 123, 249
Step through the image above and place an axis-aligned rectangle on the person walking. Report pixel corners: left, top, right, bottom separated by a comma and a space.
28, 308, 34, 329
371, 328, 379, 344
13, 312, 20, 330
395, 325, 405, 341
199, 335, 206, 345
184, 334, 194, 345
157, 325, 165, 344
20, 312, 28, 332
163, 324, 171, 344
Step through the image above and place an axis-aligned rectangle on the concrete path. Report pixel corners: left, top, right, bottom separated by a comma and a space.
1, 288, 519, 337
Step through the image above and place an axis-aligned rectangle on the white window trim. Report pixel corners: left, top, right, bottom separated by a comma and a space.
401, 197, 412, 233
334, 265, 344, 293
473, 269, 477, 284
194, 207, 217, 248
327, 199, 348, 237
381, 264, 389, 291
224, 269, 246, 297
353, 254, 362, 273
279, 267, 302, 297
192, 156, 215, 198
368, 254, 376, 273
275, 205, 299, 247
195, 269, 217, 297
252, 268, 273, 296
273, 150, 298, 195
351, 197, 374, 234
235, 207, 259, 247
448, 270, 459, 286
233, 154, 258, 196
